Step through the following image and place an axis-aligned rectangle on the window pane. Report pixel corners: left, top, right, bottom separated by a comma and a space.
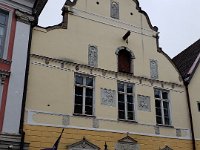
75, 95, 83, 105
75, 75, 83, 85
164, 117, 170, 125
0, 26, 5, 36
86, 77, 93, 86
127, 103, 133, 111
0, 14, 7, 25
118, 83, 124, 92
86, 88, 93, 97
162, 91, 168, 99
74, 105, 82, 114
163, 101, 169, 109
85, 97, 93, 106
85, 106, 93, 115
119, 110, 125, 119
155, 100, 161, 107
118, 94, 124, 102
154, 90, 160, 98
128, 112, 134, 120
118, 102, 125, 110
75, 86, 83, 96
156, 116, 162, 124
127, 95, 133, 103
127, 84, 133, 93
156, 108, 162, 116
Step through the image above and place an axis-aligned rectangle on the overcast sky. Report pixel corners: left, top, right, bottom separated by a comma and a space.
39, 0, 200, 58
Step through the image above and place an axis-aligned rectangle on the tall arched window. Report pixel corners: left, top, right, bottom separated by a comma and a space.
116, 46, 135, 74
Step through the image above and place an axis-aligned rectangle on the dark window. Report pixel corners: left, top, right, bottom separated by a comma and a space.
118, 50, 132, 73
0, 10, 8, 58
198, 102, 200, 112
74, 74, 94, 116
118, 82, 135, 121
154, 89, 171, 125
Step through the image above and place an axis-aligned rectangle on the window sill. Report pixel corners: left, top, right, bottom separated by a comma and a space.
118, 119, 138, 124
73, 113, 96, 118
156, 124, 174, 128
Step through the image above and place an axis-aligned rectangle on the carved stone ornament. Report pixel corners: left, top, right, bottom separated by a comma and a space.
88, 45, 98, 67
111, 0, 119, 19
62, 115, 70, 126
150, 59, 158, 79
93, 119, 99, 128
116, 136, 139, 150
176, 129, 181, 137
101, 88, 116, 107
65, 0, 78, 6
154, 126, 160, 135
160, 146, 173, 150
138, 95, 151, 112
67, 137, 100, 150
15, 10, 34, 24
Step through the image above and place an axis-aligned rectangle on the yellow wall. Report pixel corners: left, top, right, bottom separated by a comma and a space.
188, 64, 200, 139
24, 125, 193, 150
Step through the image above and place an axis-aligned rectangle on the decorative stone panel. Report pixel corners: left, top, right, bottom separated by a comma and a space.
88, 45, 98, 67
93, 119, 99, 128
176, 129, 181, 137
101, 88, 116, 107
138, 95, 151, 112
154, 126, 160, 135
111, 0, 119, 19
62, 115, 70, 126
150, 59, 158, 79
116, 136, 139, 150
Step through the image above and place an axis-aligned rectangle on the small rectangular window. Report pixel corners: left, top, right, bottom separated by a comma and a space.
197, 102, 200, 112
0, 10, 8, 58
154, 89, 171, 125
74, 74, 94, 116
118, 82, 135, 121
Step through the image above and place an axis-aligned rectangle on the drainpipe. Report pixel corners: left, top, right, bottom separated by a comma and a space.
19, 18, 34, 150
184, 81, 196, 150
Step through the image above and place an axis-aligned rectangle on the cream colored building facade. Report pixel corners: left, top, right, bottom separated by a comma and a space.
24, 0, 194, 149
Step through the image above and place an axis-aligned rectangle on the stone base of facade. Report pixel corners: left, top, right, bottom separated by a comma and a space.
24, 125, 194, 150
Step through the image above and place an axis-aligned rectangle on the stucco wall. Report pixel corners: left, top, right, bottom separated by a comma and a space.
25, 0, 191, 144
188, 64, 200, 139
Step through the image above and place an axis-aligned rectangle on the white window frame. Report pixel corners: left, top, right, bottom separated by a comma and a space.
118, 82, 135, 121
74, 74, 94, 116
0, 79, 3, 109
154, 88, 171, 126
0, 6, 13, 59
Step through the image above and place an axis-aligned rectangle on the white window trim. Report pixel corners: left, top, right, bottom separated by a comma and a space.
74, 74, 95, 116
0, 5, 14, 59
0, 79, 3, 109
118, 82, 135, 121
155, 88, 172, 126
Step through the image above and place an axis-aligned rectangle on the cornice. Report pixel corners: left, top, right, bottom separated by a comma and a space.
15, 10, 34, 24
30, 53, 184, 89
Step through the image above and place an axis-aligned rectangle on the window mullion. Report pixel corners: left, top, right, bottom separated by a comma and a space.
83, 77, 86, 115
125, 84, 128, 120
161, 100, 165, 125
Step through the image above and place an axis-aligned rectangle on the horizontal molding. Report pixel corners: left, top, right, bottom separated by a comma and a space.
30, 54, 184, 93
70, 7, 157, 37
26, 109, 191, 140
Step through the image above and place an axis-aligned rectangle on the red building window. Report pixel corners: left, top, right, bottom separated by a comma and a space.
118, 49, 132, 73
